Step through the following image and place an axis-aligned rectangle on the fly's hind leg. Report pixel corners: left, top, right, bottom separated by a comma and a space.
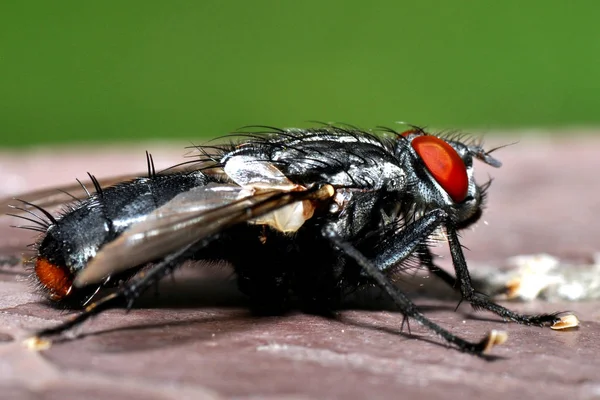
34, 243, 196, 339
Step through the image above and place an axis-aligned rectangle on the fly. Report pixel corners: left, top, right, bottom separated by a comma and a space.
3, 124, 578, 356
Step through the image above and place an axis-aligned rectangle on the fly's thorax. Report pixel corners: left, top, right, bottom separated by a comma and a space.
221, 131, 407, 191
221, 141, 409, 232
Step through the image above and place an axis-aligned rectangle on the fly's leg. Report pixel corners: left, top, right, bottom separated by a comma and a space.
34, 242, 197, 338
395, 211, 564, 327
415, 245, 456, 288
323, 212, 505, 355
442, 226, 564, 326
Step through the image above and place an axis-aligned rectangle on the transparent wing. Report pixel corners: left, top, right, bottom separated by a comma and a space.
74, 182, 334, 287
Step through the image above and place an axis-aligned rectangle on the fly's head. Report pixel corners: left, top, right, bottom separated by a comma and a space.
395, 129, 502, 229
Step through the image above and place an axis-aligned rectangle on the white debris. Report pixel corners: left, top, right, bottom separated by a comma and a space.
471, 253, 600, 302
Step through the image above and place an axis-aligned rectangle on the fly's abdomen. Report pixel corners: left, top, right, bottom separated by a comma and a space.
33, 172, 208, 303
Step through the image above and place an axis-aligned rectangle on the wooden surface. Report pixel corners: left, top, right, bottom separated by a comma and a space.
0, 135, 599, 400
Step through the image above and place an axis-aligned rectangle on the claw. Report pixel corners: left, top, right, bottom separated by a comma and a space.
22, 336, 52, 351
480, 330, 508, 353
550, 313, 579, 330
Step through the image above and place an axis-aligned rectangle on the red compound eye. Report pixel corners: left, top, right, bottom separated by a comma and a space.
411, 136, 468, 202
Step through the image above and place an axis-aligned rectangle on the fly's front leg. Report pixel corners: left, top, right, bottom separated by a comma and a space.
323, 212, 506, 355
443, 226, 573, 327
378, 208, 569, 328
415, 245, 456, 288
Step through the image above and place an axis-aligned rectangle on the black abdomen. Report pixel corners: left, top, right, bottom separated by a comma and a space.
34, 171, 209, 303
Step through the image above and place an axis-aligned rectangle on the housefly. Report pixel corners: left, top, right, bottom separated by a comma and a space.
3, 125, 578, 355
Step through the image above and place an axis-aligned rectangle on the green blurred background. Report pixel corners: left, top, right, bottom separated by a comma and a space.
1, 1, 599, 147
